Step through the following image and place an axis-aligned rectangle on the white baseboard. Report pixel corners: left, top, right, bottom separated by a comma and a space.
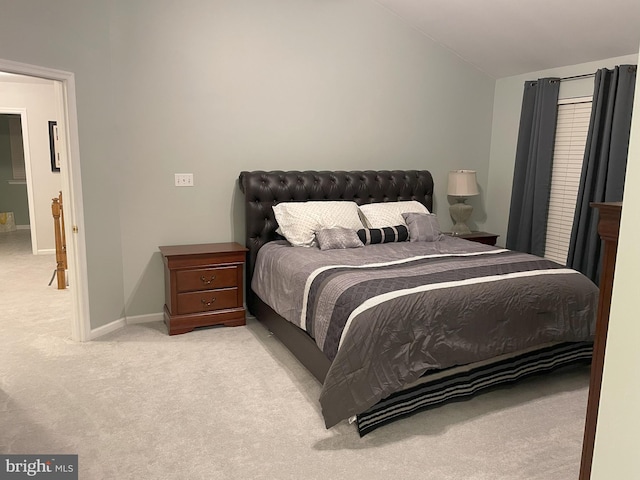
90, 317, 126, 340
89, 312, 164, 340
126, 312, 164, 324
37, 248, 56, 255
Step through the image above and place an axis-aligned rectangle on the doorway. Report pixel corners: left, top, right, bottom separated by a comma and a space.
0, 103, 55, 256
0, 59, 90, 342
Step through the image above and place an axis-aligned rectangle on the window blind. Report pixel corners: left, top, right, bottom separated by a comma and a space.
544, 98, 592, 265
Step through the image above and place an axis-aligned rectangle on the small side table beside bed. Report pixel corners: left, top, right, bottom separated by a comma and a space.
159, 242, 248, 335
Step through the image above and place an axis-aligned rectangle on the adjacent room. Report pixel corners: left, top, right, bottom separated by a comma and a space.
1, 1, 639, 479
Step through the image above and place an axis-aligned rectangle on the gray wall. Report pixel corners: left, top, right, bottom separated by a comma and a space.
0, 115, 29, 225
113, 0, 495, 317
0, 0, 495, 323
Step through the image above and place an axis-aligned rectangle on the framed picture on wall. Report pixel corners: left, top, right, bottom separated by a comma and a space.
49, 120, 60, 172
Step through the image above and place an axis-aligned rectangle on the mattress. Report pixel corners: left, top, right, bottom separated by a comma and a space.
252, 237, 598, 429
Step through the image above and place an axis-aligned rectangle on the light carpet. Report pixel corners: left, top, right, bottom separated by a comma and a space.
0, 230, 589, 479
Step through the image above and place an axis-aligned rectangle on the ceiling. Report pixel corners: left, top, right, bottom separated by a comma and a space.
2, 3, 639, 81
374, 0, 640, 78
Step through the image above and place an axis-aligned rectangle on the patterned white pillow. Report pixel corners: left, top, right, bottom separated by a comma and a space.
272, 201, 364, 247
359, 201, 430, 228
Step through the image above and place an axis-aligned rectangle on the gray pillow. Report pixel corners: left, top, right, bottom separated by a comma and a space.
316, 228, 364, 251
402, 212, 444, 242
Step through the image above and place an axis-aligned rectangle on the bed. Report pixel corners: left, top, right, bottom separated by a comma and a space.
238, 169, 597, 435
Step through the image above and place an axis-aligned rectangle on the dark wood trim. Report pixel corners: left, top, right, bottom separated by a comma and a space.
579, 202, 622, 479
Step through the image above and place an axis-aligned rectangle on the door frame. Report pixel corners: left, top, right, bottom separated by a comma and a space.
0, 58, 90, 342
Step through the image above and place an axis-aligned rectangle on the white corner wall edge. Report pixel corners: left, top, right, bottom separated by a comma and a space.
89, 313, 164, 340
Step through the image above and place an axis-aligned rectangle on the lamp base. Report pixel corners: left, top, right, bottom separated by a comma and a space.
449, 201, 473, 235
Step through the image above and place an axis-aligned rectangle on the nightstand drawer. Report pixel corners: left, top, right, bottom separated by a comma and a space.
176, 266, 238, 293
177, 287, 239, 315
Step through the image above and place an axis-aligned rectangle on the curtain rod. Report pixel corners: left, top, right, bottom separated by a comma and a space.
560, 73, 596, 82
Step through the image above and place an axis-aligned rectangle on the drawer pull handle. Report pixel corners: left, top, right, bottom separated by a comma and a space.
200, 275, 216, 285
201, 298, 216, 308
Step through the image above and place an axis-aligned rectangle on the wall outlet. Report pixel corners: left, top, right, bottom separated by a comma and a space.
174, 173, 194, 187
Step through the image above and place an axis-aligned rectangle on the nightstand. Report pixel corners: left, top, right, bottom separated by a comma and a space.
159, 242, 248, 335
445, 231, 499, 246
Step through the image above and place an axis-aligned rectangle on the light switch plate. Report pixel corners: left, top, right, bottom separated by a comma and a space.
174, 173, 194, 187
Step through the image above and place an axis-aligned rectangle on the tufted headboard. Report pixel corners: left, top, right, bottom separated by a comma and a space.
238, 169, 434, 312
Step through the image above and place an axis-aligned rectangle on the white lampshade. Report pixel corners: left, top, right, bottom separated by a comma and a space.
448, 170, 479, 197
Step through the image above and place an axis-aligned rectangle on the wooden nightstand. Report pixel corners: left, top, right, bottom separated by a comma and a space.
159, 242, 248, 335
445, 231, 499, 246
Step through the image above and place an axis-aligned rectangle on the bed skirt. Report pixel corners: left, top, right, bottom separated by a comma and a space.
355, 341, 593, 436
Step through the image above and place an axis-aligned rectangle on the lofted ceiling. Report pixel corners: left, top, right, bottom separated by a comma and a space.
374, 0, 640, 78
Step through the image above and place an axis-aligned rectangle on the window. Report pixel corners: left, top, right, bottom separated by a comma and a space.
544, 97, 592, 265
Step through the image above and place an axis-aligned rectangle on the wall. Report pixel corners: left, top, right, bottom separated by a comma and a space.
0, 115, 30, 225
590, 42, 640, 479
485, 53, 638, 246
111, 0, 496, 317
0, 0, 496, 326
0, 0, 124, 328
0, 78, 62, 250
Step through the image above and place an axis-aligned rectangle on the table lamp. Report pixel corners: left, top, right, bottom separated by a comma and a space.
448, 170, 479, 235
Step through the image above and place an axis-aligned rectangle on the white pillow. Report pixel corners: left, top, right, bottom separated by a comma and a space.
272, 201, 364, 247
359, 201, 430, 228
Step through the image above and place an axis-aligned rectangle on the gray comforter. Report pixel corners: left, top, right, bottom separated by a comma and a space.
252, 237, 598, 428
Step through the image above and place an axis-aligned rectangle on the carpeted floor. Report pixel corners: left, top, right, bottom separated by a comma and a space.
0, 229, 589, 479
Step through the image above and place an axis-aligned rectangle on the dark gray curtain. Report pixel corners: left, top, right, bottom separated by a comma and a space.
506, 78, 560, 256
567, 65, 637, 284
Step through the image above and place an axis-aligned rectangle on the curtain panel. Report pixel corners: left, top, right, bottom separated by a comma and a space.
567, 65, 637, 284
506, 78, 560, 256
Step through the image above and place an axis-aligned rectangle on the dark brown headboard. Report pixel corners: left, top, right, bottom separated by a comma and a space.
238, 169, 434, 313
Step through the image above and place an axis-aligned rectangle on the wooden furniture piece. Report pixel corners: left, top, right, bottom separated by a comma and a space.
159, 242, 248, 335
50, 191, 67, 289
579, 201, 622, 480
445, 231, 499, 246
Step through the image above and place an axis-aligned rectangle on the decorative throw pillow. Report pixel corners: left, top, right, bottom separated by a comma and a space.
272, 201, 364, 247
402, 212, 444, 242
316, 228, 364, 251
357, 225, 409, 245
359, 201, 430, 228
